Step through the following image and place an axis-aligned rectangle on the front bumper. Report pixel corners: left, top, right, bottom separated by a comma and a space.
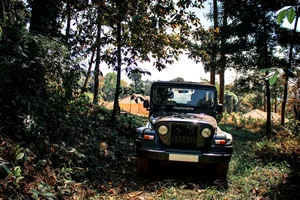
137, 147, 232, 164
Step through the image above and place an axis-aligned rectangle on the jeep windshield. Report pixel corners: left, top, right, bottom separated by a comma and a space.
152, 86, 215, 107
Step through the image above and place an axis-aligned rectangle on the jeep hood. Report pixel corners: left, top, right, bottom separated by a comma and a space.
150, 111, 218, 129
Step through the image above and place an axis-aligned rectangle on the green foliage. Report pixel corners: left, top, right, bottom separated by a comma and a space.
277, 6, 297, 24
269, 70, 280, 85
224, 91, 238, 113
277, 8, 288, 24
260, 68, 296, 86
31, 182, 57, 200
100, 72, 129, 102
287, 7, 296, 24
0, 32, 83, 140
13, 166, 24, 185
285, 120, 300, 136
14, 147, 25, 164
128, 72, 144, 94
29, 0, 63, 36
231, 73, 267, 113
115, 114, 146, 138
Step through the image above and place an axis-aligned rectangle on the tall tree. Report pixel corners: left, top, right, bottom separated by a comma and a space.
93, 7, 102, 104
65, 0, 71, 40
128, 72, 144, 93
262, 2, 272, 135
211, 0, 218, 85
220, 0, 285, 135
219, 0, 228, 104
281, 7, 299, 125
82, 48, 96, 93
101, 72, 117, 102
112, 0, 124, 120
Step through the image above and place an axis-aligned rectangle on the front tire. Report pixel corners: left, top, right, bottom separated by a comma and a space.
216, 162, 229, 179
137, 157, 150, 176
137, 157, 158, 177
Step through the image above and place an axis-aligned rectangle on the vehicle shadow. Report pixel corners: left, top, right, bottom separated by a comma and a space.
139, 161, 229, 191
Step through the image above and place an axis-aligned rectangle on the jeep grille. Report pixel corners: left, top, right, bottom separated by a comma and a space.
170, 123, 198, 150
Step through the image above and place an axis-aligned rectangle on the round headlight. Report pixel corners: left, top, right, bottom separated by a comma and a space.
201, 128, 212, 138
158, 125, 168, 135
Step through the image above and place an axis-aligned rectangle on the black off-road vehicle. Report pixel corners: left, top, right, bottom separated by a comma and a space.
136, 81, 233, 179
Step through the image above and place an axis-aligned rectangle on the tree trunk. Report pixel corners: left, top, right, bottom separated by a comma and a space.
282, 8, 299, 126
274, 91, 277, 113
82, 48, 96, 93
112, 3, 122, 121
266, 73, 271, 135
219, 1, 227, 104
262, 93, 265, 111
281, 75, 288, 125
262, 3, 271, 136
93, 8, 102, 104
211, 0, 218, 85
65, 0, 71, 40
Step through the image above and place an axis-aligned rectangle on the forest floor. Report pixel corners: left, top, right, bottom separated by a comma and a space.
1, 113, 300, 199
97, 123, 300, 200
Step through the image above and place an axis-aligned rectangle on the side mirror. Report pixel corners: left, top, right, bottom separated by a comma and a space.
217, 103, 223, 114
143, 99, 150, 109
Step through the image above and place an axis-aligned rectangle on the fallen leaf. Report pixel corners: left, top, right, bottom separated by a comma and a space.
128, 191, 143, 198
157, 188, 165, 194
197, 189, 205, 194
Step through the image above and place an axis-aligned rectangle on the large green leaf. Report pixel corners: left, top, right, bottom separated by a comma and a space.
16, 152, 24, 160
287, 7, 296, 24
269, 70, 279, 85
277, 9, 287, 24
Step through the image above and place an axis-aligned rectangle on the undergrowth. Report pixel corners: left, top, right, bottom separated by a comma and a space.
0, 95, 146, 199
1, 106, 300, 199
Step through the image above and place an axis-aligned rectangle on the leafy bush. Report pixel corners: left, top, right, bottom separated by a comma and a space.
285, 120, 300, 136
219, 112, 265, 133
0, 27, 84, 140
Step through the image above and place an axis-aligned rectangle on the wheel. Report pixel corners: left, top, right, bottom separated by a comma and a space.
137, 157, 158, 177
137, 157, 150, 177
216, 162, 229, 180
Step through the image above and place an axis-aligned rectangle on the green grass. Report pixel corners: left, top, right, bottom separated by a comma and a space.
104, 123, 298, 200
